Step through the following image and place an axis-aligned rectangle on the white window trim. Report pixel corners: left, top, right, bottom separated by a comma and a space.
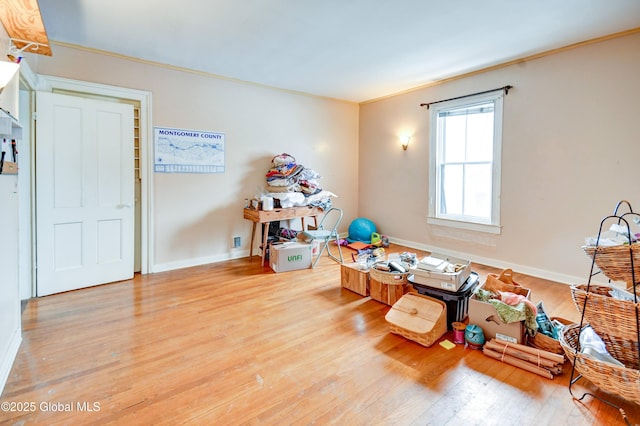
428, 90, 504, 234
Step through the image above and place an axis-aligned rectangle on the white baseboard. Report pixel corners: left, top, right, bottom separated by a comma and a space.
152, 237, 600, 288
0, 327, 22, 397
389, 236, 586, 286
152, 249, 251, 273
153, 234, 351, 274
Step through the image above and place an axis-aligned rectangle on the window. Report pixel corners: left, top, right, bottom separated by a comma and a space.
428, 91, 503, 234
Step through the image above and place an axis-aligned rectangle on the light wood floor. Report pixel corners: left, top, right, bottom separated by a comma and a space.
2, 245, 639, 425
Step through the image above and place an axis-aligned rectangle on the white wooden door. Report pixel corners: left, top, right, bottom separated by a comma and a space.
36, 92, 134, 296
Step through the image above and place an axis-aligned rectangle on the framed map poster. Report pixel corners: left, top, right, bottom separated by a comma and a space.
154, 126, 225, 173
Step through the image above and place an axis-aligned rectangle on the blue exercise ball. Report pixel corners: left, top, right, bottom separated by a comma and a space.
347, 218, 377, 243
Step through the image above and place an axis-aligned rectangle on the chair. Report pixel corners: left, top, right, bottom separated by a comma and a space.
303, 207, 344, 268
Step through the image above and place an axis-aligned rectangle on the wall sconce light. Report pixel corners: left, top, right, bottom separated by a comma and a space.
400, 135, 411, 151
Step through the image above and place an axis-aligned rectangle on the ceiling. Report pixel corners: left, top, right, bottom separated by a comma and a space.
35, 0, 640, 103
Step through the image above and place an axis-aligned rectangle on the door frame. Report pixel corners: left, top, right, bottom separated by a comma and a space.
35, 75, 154, 280
18, 62, 38, 300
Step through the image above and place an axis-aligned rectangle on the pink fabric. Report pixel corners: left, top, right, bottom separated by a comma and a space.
497, 291, 537, 315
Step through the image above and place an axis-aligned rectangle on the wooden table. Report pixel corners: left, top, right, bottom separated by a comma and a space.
243, 206, 323, 266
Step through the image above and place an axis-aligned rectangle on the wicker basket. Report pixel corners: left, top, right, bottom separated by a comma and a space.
527, 317, 574, 355
570, 284, 640, 342
385, 293, 447, 347
559, 324, 640, 405
369, 266, 410, 286
369, 267, 411, 305
583, 244, 640, 287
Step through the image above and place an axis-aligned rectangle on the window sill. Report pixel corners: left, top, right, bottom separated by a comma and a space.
427, 217, 502, 235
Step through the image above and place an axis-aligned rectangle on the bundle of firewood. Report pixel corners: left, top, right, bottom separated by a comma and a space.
482, 338, 565, 380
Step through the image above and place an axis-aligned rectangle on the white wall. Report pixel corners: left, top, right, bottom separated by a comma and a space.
359, 32, 640, 284
0, 29, 22, 396
0, 173, 20, 395
31, 45, 360, 271
20, 29, 640, 284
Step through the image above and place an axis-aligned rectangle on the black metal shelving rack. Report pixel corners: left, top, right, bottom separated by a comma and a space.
568, 200, 640, 425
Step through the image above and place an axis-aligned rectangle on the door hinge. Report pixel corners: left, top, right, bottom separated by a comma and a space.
32, 111, 37, 121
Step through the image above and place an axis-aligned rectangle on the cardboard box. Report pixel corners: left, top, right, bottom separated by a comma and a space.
340, 263, 369, 296
468, 284, 530, 344
269, 242, 312, 272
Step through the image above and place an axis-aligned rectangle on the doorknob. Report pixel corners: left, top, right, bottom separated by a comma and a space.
117, 203, 134, 209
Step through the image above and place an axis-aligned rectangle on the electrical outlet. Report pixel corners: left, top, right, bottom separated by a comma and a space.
233, 236, 241, 248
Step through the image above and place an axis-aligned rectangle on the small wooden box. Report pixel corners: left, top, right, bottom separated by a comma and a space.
1, 161, 17, 174
340, 263, 369, 296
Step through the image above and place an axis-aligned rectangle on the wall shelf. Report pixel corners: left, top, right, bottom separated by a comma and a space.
0, 108, 23, 139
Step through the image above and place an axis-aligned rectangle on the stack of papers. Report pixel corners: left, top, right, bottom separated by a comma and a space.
417, 256, 449, 272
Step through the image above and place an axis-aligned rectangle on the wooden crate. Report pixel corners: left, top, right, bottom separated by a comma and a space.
340, 263, 369, 296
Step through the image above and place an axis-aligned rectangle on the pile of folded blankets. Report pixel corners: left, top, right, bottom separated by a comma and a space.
266, 153, 322, 195
264, 153, 336, 209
